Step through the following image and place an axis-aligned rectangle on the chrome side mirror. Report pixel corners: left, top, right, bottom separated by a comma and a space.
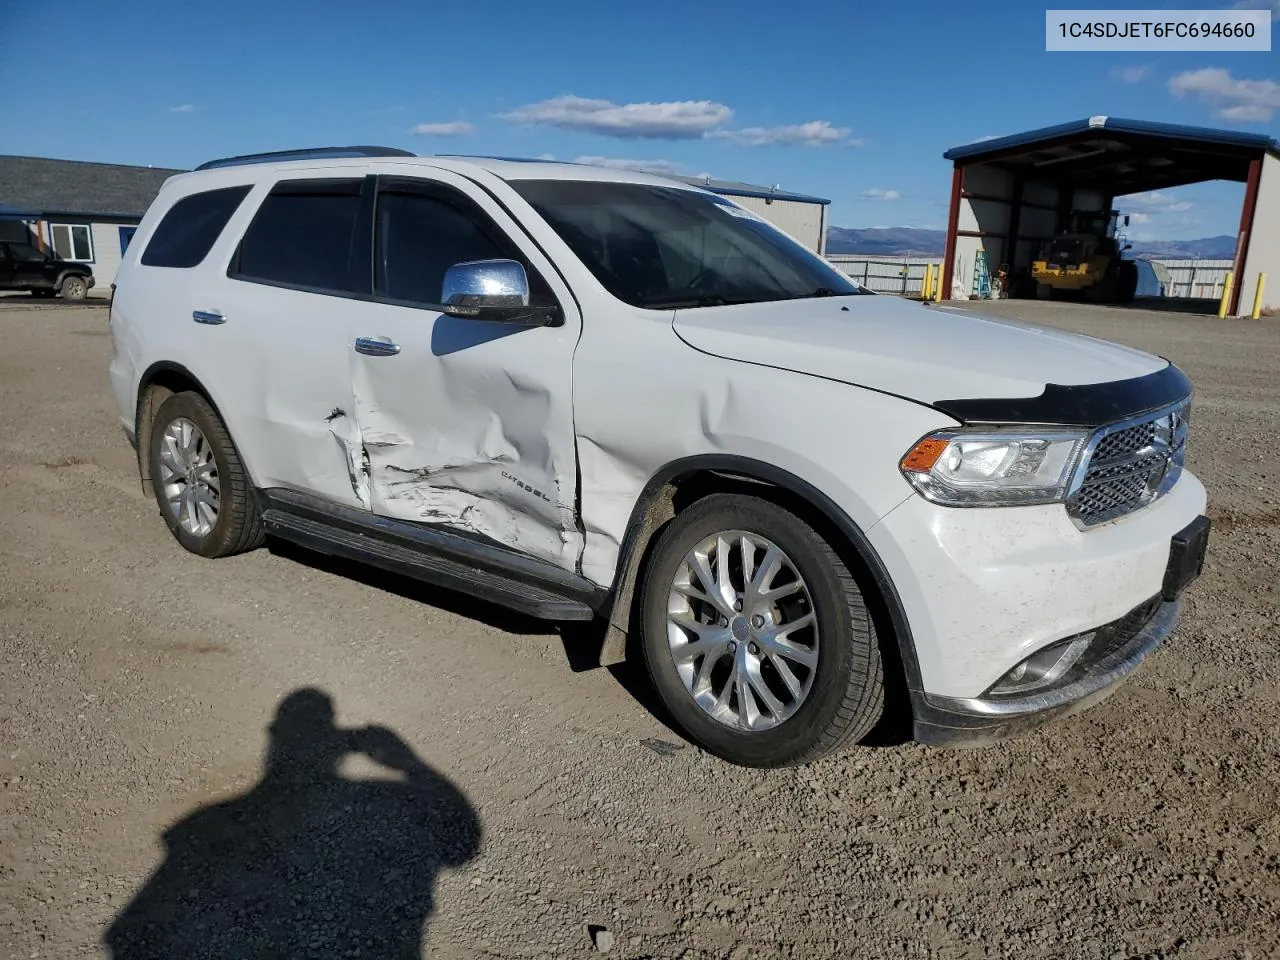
440, 259, 552, 325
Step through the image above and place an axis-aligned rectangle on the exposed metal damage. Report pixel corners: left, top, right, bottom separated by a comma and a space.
323, 407, 370, 506
338, 344, 585, 571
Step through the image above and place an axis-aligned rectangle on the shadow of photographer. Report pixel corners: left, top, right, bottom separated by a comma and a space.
104, 688, 481, 959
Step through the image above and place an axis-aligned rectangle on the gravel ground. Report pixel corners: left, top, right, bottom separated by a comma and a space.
1, 299, 1277, 960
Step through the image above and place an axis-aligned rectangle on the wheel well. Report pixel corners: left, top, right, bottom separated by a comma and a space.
134, 364, 217, 498
601, 464, 915, 735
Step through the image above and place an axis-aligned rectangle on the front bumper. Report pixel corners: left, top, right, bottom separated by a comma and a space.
866, 470, 1209, 746
912, 595, 1178, 746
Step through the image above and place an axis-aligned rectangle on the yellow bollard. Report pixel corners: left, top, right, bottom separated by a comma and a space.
1252, 272, 1267, 320
1218, 271, 1234, 318
922, 264, 934, 301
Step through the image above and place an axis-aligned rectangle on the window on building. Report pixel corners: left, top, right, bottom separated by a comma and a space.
140, 185, 251, 268
50, 224, 93, 262
232, 179, 368, 295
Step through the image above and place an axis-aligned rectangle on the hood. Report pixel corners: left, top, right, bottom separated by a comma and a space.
671, 295, 1168, 414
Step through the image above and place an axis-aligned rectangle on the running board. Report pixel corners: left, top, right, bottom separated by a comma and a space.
260, 492, 601, 622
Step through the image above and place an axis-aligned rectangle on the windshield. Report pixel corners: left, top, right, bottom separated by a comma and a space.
509, 180, 865, 309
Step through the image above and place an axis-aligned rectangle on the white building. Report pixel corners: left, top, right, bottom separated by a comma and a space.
671, 175, 831, 255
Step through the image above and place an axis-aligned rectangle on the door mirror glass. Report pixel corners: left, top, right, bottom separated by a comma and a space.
441, 259, 548, 325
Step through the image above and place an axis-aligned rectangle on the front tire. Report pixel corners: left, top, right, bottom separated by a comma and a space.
639, 494, 884, 768
147, 391, 264, 558
60, 275, 88, 300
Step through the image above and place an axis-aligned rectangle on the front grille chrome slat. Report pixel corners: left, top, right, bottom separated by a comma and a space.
1066, 399, 1190, 529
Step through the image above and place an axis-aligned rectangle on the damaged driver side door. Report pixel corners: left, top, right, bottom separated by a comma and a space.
343, 172, 584, 574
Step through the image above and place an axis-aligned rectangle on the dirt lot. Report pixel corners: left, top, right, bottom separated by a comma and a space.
1, 299, 1277, 960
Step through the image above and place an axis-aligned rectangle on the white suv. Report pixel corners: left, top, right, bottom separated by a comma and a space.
108, 147, 1210, 767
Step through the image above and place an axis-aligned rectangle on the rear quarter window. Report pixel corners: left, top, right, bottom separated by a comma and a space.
139, 185, 253, 268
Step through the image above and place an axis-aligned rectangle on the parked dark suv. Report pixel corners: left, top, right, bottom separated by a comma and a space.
0, 240, 95, 299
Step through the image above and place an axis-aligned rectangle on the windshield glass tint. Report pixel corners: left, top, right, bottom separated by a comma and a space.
510, 180, 864, 309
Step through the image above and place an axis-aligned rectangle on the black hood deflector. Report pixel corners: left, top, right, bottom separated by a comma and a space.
933, 362, 1192, 427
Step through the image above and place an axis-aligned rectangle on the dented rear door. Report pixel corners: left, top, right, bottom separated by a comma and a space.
343, 171, 584, 573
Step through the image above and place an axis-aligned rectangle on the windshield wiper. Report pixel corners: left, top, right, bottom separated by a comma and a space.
650, 295, 748, 309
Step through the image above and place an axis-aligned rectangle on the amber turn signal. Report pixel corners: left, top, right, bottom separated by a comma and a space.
900, 437, 949, 473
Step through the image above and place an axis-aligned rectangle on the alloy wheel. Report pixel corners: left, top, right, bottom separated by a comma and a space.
158, 417, 220, 537
665, 531, 819, 731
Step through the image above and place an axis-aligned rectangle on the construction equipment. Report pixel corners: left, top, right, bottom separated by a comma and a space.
1031, 210, 1139, 304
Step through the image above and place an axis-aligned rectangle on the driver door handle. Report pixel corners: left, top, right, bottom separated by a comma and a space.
354, 336, 401, 357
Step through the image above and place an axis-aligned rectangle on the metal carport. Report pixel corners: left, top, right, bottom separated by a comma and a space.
939, 116, 1280, 316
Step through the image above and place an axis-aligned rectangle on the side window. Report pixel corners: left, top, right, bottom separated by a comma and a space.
232, 178, 369, 295
9, 242, 46, 262
374, 182, 554, 307
140, 185, 250, 268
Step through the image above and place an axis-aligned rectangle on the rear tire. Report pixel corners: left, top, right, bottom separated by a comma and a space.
59, 276, 88, 300
638, 494, 884, 768
147, 391, 265, 558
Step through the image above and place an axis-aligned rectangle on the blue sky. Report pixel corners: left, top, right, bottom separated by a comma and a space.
2, 0, 1276, 238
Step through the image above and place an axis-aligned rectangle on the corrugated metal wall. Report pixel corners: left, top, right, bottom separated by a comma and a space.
1240, 153, 1280, 315
728, 195, 825, 253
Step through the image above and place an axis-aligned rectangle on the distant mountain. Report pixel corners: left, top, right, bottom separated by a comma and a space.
826, 227, 945, 256
1125, 235, 1237, 260
826, 227, 1237, 262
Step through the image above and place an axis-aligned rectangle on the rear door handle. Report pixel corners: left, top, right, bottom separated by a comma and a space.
354, 336, 401, 357
192, 309, 225, 325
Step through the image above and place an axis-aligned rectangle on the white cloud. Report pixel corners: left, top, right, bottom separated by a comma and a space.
1231, 0, 1280, 20
1169, 67, 1280, 122
498, 94, 853, 146
708, 120, 852, 147
1127, 212, 1152, 224
572, 155, 683, 175
168, 104, 197, 114
499, 95, 732, 140
1123, 190, 1194, 213
970, 133, 1001, 143
410, 121, 475, 136
860, 188, 900, 201
536, 153, 556, 161
1113, 65, 1150, 84
1218, 103, 1274, 121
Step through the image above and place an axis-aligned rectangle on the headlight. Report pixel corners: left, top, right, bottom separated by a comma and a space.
899, 428, 1088, 506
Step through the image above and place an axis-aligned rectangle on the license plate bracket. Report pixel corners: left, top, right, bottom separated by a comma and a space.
1162, 515, 1210, 602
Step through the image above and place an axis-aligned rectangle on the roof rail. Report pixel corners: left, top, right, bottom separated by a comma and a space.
434, 154, 574, 164
194, 146, 417, 171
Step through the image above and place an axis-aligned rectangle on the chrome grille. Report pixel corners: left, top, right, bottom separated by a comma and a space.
1066, 401, 1190, 528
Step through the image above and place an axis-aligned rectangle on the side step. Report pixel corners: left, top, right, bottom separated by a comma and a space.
261, 506, 599, 622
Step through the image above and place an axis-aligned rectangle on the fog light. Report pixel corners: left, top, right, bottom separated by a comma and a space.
987, 633, 1095, 696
